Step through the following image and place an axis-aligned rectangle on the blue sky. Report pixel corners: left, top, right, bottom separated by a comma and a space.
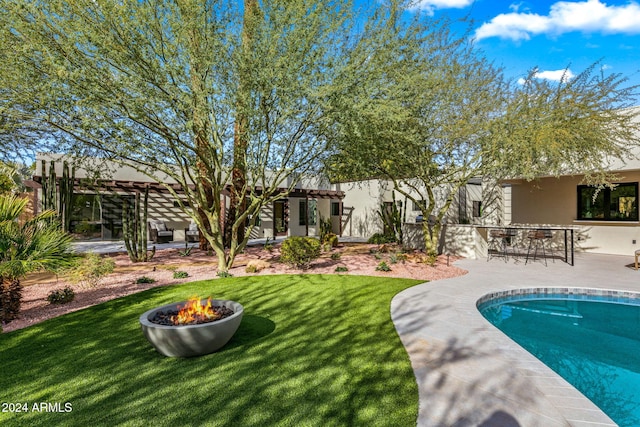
387, 0, 640, 91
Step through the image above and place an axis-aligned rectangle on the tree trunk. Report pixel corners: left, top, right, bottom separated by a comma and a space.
1, 277, 22, 323
225, 0, 259, 248
422, 222, 440, 256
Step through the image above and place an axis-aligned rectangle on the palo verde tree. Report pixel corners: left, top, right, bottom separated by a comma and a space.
329, 14, 640, 255
328, 18, 507, 254
0, 0, 407, 273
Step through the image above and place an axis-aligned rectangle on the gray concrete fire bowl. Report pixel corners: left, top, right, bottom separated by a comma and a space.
139, 299, 244, 358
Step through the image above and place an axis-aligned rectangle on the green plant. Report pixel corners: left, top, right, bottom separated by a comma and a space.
319, 216, 333, 242
67, 252, 115, 288
367, 233, 396, 244
330, 252, 342, 260
334, 266, 348, 272
122, 187, 155, 262
322, 232, 339, 248
263, 236, 273, 252
217, 271, 234, 278
245, 265, 258, 273
178, 242, 194, 257
135, 276, 156, 284
173, 270, 189, 279
375, 195, 406, 245
396, 253, 408, 263
279, 236, 321, 269
389, 254, 398, 264
0, 195, 75, 323
424, 253, 438, 266
47, 287, 75, 305
375, 261, 392, 272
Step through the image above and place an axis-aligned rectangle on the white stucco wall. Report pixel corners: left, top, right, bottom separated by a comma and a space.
335, 180, 385, 238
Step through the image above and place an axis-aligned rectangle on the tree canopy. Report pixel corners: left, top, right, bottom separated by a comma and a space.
327, 17, 640, 253
0, 0, 408, 271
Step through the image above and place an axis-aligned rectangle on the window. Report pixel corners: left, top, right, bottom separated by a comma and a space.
577, 183, 638, 221
412, 200, 426, 211
299, 199, 317, 226
472, 201, 482, 218
331, 202, 341, 216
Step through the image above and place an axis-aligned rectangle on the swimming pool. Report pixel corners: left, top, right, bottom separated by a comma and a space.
478, 288, 640, 427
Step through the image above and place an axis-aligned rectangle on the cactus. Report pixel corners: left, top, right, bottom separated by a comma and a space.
41, 160, 57, 212
376, 193, 406, 245
40, 160, 74, 232
59, 161, 75, 232
123, 186, 155, 262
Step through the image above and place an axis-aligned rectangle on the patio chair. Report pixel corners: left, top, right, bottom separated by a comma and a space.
184, 221, 200, 243
148, 220, 174, 243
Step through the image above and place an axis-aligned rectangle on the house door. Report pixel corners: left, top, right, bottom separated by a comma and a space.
274, 200, 288, 236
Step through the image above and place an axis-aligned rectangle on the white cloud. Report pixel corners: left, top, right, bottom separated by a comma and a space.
407, 0, 474, 15
475, 0, 640, 41
518, 69, 576, 84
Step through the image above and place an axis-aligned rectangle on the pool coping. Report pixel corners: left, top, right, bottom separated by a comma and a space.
391, 253, 639, 427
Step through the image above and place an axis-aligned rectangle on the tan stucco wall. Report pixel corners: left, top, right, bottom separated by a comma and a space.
510, 173, 640, 255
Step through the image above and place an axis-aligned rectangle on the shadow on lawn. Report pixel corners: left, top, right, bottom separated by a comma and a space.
0, 275, 421, 427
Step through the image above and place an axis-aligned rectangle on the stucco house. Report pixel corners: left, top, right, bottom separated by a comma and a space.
32, 153, 493, 247
32, 153, 346, 242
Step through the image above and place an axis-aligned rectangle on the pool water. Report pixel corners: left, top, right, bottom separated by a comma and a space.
480, 296, 640, 427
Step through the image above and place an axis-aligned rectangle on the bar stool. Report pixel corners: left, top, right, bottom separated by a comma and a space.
488, 229, 517, 262
526, 229, 554, 266
487, 229, 507, 262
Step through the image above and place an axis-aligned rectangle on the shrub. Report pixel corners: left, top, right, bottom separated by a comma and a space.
330, 252, 342, 260
367, 233, 396, 244
424, 253, 438, 266
47, 287, 75, 305
279, 236, 321, 269
135, 276, 156, 284
173, 270, 189, 279
375, 261, 392, 272
67, 252, 115, 288
334, 266, 348, 272
322, 232, 339, 248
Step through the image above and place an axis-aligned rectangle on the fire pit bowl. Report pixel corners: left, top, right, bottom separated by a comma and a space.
139, 299, 244, 358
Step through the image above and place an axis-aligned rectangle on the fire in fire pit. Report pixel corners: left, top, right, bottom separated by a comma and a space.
150, 296, 235, 326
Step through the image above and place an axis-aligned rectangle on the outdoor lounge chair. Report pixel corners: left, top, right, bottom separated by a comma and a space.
148, 220, 174, 243
184, 221, 200, 243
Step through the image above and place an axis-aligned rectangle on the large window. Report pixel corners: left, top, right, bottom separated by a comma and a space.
299, 199, 317, 226
577, 183, 638, 221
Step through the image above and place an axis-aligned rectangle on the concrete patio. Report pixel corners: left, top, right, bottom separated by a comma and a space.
392, 252, 640, 427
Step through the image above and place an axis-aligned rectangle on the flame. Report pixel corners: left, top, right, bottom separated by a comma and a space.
171, 297, 220, 325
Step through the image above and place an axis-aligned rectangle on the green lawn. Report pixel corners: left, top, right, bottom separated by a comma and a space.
0, 275, 422, 426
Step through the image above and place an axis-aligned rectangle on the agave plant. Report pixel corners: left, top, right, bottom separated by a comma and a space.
0, 194, 76, 325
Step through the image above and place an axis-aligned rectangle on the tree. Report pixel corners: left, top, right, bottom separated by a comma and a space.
329, 15, 640, 255
0, 0, 404, 273
0, 195, 75, 324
